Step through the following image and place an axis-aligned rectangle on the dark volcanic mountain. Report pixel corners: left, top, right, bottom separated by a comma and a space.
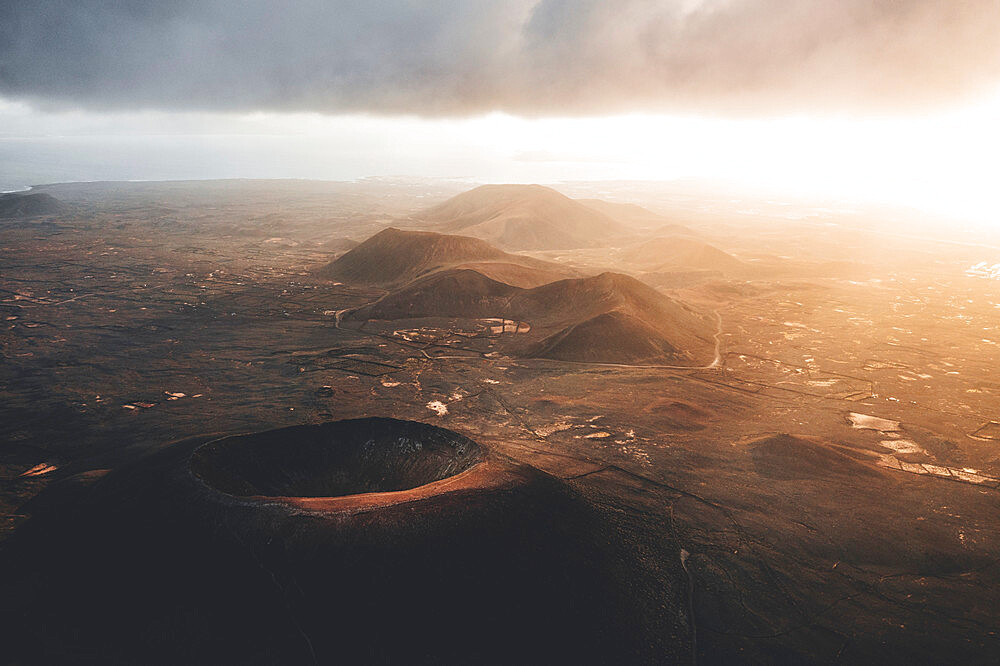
419, 184, 628, 250
0, 192, 70, 218
348, 268, 716, 366
512, 272, 716, 365
315, 227, 570, 288
510, 272, 698, 324
448, 260, 572, 289
530, 311, 684, 364
0, 418, 664, 663
348, 269, 519, 320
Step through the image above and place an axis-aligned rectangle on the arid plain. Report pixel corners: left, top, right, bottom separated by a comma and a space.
2, 179, 1000, 663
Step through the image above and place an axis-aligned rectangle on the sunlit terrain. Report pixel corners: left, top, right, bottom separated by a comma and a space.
2, 178, 1000, 661
3, 0, 1000, 663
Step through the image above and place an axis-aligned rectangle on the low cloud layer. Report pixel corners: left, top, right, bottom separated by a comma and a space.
2, 0, 999, 116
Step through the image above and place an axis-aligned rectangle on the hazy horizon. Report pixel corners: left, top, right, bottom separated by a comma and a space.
3, 1, 1000, 231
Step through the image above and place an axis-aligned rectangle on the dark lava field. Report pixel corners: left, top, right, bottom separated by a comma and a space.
2, 179, 1000, 663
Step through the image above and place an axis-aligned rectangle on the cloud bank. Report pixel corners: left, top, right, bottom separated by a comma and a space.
2, 0, 999, 116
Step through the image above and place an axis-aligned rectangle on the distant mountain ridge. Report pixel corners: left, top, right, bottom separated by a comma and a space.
418, 184, 630, 250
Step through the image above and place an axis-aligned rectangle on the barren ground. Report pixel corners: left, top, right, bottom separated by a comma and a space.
2, 180, 999, 662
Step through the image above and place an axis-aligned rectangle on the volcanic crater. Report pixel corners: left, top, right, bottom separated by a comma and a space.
1, 417, 666, 664
190, 417, 487, 499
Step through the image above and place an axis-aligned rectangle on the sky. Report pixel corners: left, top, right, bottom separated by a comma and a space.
2, 1, 1000, 226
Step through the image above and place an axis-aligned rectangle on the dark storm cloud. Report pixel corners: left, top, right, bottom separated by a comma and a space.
2, 0, 999, 116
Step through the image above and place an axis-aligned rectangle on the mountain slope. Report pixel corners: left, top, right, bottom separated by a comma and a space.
344, 267, 716, 366
0, 192, 70, 218
314, 227, 566, 287
346, 269, 519, 321
511, 272, 707, 329
529, 311, 682, 364
511, 272, 715, 364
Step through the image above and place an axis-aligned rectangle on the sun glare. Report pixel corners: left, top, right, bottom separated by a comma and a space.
451, 89, 1000, 229
4, 89, 998, 230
